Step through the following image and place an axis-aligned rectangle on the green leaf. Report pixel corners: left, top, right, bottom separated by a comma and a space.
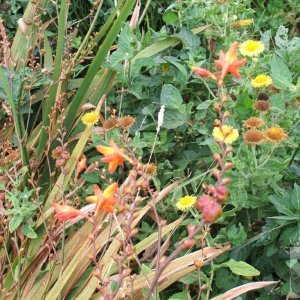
160, 84, 183, 109
197, 100, 213, 110
81, 172, 101, 184
270, 55, 293, 90
291, 184, 300, 213
219, 259, 260, 277
163, 11, 178, 25
21, 224, 37, 239
227, 223, 247, 246
169, 291, 189, 300
162, 108, 188, 129
269, 194, 295, 216
174, 27, 200, 49
9, 215, 23, 232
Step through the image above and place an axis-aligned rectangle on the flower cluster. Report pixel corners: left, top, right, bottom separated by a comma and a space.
192, 42, 246, 85
52, 140, 132, 221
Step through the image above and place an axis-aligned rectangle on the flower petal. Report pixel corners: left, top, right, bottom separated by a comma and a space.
103, 182, 118, 199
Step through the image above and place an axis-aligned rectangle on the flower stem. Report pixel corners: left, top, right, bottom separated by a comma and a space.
252, 145, 258, 168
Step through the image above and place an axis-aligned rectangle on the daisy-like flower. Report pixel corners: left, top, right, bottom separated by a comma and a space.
253, 100, 270, 113
243, 117, 264, 128
96, 140, 126, 173
264, 126, 287, 143
231, 19, 253, 28
86, 183, 118, 214
239, 40, 264, 57
243, 129, 265, 145
81, 111, 100, 127
176, 195, 197, 211
52, 202, 82, 221
212, 125, 239, 144
251, 74, 272, 88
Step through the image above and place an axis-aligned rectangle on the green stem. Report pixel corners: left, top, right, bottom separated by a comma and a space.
138, 0, 151, 25
252, 145, 258, 168
72, 0, 105, 65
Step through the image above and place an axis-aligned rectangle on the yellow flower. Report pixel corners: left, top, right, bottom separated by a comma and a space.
212, 125, 239, 144
81, 111, 99, 127
239, 40, 264, 57
264, 126, 287, 143
231, 19, 253, 28
251, 74, 272, 88
176, 196, 197, 211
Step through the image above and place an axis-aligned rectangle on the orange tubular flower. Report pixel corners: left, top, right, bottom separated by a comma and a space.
52, 202, 82, 221
215, 42, 247, 82
86, 182, 118, 214
96, 140, 125, 173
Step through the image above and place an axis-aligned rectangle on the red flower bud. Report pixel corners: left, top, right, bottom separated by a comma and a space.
197, 195, 222, 223
191, 66, 217, 80
182, 239, 196, 249
221, 178, 232, 185
215, 185, 229, 202
213, 153, 222, 164
76, 155, 87, 178
224, 162, 234, 170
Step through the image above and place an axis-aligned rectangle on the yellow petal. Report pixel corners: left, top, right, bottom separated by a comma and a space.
96, 145, 115, 156
86, 195, 98, 203
103, 182, 118, 199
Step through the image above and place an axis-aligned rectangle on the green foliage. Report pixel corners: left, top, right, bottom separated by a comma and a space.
1, 167, 38, 238
1, 0, 300, 299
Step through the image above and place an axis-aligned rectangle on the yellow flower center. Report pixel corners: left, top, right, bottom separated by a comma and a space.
245, 41, 260, 51
254, 75, 267, 83
81, 111, 100, 126
176, 196, 197, 211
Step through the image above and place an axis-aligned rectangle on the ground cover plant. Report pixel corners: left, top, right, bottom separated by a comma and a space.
0, 0, 300, 299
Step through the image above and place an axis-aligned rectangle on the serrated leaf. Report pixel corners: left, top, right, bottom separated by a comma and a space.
219, 259, 260, 277
9, 215, 23, 232
21, 224, 37, 239
269, 194, 294, 216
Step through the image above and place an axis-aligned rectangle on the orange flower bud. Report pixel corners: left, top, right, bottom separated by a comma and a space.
221, 178, 232, 185
224, 162, 233, 170
191, 66, 217, 80
76, 155, 87, 178
182, 239, 196, 249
